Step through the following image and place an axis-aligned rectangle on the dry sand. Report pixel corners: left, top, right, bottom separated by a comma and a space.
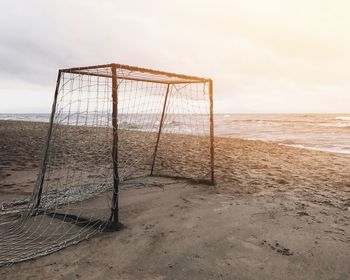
0, 120, 350, 279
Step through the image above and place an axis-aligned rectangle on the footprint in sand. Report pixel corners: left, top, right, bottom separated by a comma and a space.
261, 240, 293, 256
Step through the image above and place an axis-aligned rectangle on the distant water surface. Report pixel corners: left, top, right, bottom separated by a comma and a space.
0, 113, 349, 155
215, 114, 350, 155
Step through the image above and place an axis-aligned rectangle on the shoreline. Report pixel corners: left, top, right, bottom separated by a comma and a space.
0, 118, 350, 158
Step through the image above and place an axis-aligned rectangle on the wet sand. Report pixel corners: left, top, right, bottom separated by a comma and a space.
0, 120, 350, 279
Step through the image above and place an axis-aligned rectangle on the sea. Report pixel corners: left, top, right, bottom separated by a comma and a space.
0, 113, 349, 155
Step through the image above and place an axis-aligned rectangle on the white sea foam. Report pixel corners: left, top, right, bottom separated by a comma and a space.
285, 144, 350, 155
336, 116, 350, 121
319, 122, 350, 128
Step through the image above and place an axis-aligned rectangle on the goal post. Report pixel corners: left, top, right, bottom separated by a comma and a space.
110, 65, 121, 229
33, 70, 62, 209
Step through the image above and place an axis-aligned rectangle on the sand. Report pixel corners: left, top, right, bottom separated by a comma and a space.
0, 120, 350, 279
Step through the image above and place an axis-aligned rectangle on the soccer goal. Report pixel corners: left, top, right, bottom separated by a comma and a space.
0, 63, 214, 265
34, 63, 214, 225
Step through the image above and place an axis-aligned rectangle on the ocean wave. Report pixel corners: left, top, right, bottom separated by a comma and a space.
335, 116, 350, 121
0, 114, 50, 123
279, 139, 297, 145
284, 144, 350, 155
319, 123, 350, 128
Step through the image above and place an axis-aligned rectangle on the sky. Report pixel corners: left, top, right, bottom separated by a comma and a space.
0, 0, 349, 113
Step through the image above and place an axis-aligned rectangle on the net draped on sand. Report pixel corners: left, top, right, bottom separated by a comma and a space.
0, 64, 214, 266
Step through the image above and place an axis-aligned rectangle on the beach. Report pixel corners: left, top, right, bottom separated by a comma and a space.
0, 119, 350, 279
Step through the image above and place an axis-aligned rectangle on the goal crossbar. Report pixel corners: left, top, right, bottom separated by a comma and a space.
61, 63, 211, 84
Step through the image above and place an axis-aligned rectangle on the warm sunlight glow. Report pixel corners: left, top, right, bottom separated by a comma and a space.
0, 0, 350, 113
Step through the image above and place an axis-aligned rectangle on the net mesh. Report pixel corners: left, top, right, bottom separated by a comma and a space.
0, 64, 213, 266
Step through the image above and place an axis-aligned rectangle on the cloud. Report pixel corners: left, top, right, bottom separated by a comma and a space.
0, 0, 349, 113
